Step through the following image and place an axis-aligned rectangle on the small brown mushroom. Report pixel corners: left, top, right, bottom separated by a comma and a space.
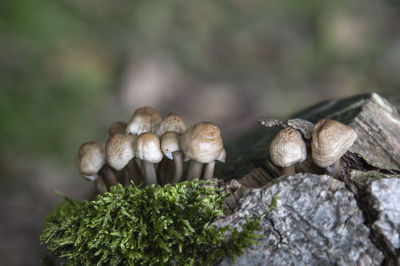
108, 121, 127, 136
156, 113, 187, 137
269, 127, 307, 176
134, 133, 163, 185
180, 122, 224, 180
311, 119, 357, 177
105, 134, 142, 186
76, 141, 118, 190
126, 106, 162, 135
161, 132, 184, 184
157, 113, 187, 185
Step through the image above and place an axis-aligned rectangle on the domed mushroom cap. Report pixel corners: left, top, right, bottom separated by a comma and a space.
76, 141, 106, 180
106, 134, 136, 171
161, 132, 181, 160
126, 107, 162, 135
312, 119, 357, 167
134, 133, 163, 163
108, 121, 127, 136
270, 127, 307, 167
156, 113, 187, 137
180, 122, 224, 164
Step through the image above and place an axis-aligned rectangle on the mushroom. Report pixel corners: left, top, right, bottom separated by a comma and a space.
134, 132, 163, 185
157, 113, 187, 185
269, 127, 307, 176
180, 122, 224, 180
108, 121, 127, 136
105, 134, 142, 186
76, 141, 118, 189
156, 113, 187, 137
126, 106, 162, 135
311, 119, 357, 177
160, 132, 184, 184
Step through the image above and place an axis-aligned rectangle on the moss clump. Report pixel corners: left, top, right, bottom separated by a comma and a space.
40, 180, 262, 265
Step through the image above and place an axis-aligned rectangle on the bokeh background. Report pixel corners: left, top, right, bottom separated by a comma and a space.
1, 0, 400, 264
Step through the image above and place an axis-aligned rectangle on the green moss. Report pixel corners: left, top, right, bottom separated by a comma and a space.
40, 180, 262, 265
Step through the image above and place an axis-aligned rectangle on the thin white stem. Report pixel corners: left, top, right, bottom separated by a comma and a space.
202, 161, 215, 179
142, 160, 158, 185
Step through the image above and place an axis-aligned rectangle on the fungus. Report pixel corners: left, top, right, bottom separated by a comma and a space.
180, 122, 224, 180
134, 133, 163, 185
158, 113, 187, 184
269, 127, 307, 176
108, 121, 127, 136
76, 141, 117, 188
311, 119, 357, 177
126, 106, 162, 135
160, 132, 184, 184
156, 112, 187, 137
105, 134, 142, 186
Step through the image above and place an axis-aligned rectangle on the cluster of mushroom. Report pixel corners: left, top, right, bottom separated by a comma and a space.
76, 107, 226, 193
269, 119, 357, 177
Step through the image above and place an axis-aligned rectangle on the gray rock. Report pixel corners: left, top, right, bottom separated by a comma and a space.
349, 170, 400, 264
216, 174, 384, 266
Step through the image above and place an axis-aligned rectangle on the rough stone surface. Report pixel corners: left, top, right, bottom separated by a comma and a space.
349, 170, 400, 264
215, 174, 384, 266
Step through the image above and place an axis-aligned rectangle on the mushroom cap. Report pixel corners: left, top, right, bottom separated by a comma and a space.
106, 134, 136, 171
161, 132, 181, 160
126, 106, 162, 135
134, 133, 163, 163
156, 113, 187, 137
76, 141, 106, 180
311, 119, 357, 167
216, 148, 226, 163
108, 121, 127, 136
180, 122, 224, 164
269, 127, 307, 168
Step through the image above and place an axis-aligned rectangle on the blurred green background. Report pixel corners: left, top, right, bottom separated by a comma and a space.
1, 0, 399, 264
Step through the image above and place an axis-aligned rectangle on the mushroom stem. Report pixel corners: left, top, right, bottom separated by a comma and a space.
187, 160, 203, 180
99, 165, 118, 188
142, 160, 158, 185
96, 177, 108, 194
171, 151, 183, 184
202, 161, 215, 179
282, 165, 295, 176
156, 157, 169, 186
326, 160, 341, 178
127, 159, 144, 186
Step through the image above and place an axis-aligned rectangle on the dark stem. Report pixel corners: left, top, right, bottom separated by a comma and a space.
171, 151, 183, 184
187, 160, 203, 180
99, 164, 118, 188
325, 160, 341, 178
282, 165, 295, 176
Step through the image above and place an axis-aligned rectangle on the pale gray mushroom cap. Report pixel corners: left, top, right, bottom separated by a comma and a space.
134, 133, 163, 163
161, 132, 181, 160
312, 119, 357, 167
156, 113, 187, 137
180, 122, 224, 164
269, 127, 307, 168
126, 107, 162, 135
76, 141, 106, 180
106, 134, 136, 171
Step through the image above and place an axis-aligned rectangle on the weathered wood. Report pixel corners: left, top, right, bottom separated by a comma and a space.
217, 93, 400, 181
